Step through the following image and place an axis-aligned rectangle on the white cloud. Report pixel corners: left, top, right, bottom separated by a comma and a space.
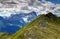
0, 0, 60, 17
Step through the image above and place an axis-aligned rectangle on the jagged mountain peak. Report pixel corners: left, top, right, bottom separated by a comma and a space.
0, 13, 60, 39
11, 13, 60, 39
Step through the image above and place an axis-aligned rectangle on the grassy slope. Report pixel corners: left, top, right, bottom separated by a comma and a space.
12, 15, 42, 39
0, 32, 12, 39
12, 13, 60, 39
0, 13, 60, 39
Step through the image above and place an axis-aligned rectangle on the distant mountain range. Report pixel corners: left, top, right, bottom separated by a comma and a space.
0, 12, 60, 39
0, 11, 38, 34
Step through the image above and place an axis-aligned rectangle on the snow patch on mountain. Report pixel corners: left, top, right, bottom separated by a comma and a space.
23, 17, 28, 23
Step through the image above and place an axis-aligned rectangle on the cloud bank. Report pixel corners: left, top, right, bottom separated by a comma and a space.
0, 0, 60, 17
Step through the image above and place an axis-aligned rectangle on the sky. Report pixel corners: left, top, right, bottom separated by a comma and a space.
0, 0, 60, 17
46, 0, 60, 4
